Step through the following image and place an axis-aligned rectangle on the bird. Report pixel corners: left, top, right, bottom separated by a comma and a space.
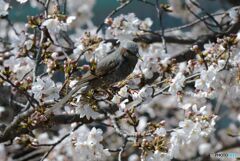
47, 40, 140, 114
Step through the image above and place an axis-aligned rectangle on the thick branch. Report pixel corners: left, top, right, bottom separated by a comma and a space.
172, 20, 240, 63
0, 112, 96, 143
133, 34, 196, 44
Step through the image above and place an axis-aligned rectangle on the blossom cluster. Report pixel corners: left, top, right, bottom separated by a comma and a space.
145, 105, 217, 161
105, 13, 153, 40
33, 125, 110, 161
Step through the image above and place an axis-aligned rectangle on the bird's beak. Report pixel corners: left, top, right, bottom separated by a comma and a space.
137, 51, 143, 61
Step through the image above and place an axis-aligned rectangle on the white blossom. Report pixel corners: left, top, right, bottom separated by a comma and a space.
42, 18, 67, 32
111, 95, 121, 104
72, 42, 85, 61
169, 72, 186, 94
31, 76, 62, 102
154, 127, 167, 137
106, 13, 152, 40
129, 154, 139, 161
0, 0, 9, 16
195, 65, 218, 91
142, 68, 154, 79
236, 31, 240, 41
166, 105, 216, 160
78, 104, 100, 120
67, 0, 95, 26
139, 86, 153, 99
119, 99, 129, 110
4, 56, 34, 81
41, 18, 68, 43
24, 39, 33, 50
0, 144, 6, 161
198, 143, 211, 155
192, 104, 208, 115
0, 106, 4, 113
229, 8, 240, 24
66, 16, 76, 24
16, 0, 28, 3
137, 116, 148, 132
146, 151, 172, 161
73, 126, 111, 161
118, 85, 129, 97
179, 103, 192, 110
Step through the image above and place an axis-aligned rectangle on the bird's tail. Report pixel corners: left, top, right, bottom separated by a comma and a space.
45, 82, 89, 115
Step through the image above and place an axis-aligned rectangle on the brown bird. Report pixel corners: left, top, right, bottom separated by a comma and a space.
48, 40, 140, 113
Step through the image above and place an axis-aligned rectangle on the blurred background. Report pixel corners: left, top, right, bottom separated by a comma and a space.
9, 0, 238, 30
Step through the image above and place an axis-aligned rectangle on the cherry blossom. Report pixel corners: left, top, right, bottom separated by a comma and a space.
105, 13, 153, 40
169, 72, 186, 94
0, 0, 9, 16
16, 0, 28, 4
4, 56, 34, 81
73, 126, 111, 161
31, 76, 62, 102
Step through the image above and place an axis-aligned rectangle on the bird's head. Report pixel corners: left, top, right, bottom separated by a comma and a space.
121, 40, 142, 61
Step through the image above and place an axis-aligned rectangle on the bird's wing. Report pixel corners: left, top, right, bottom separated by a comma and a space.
47, 49, 124, 114
95, 53, 122, 76
76, 48, 123, 84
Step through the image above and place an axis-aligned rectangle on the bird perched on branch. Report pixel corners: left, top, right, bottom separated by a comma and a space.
48, 40, 140, 113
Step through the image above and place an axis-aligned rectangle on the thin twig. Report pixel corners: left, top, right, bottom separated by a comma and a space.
189, 0, 222, 31
168, 12, 226, 33
6, 16, 19, 36
0, 74, 38, 107
118, 138, 128, 161
96, 0, 133, 33
215, 44, 232, 114
36, 0, 45, 7
63, 0, 67, 14
44, 0, 51, 16
40, 123, 82, 161
33, 31, 44, 82
185, 3, 219, 34
155, 0, 167, 53
137, 0, 155, 6
0, 47, 14, 53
